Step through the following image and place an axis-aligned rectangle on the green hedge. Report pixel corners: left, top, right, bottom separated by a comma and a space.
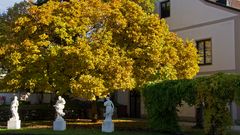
143, 73, 240, 135
195, 73, 240, 135
0, 99, 104, 121
0, 104, 54, 121
143, 79, 195, 133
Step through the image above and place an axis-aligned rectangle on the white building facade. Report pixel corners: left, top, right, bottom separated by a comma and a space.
157, 0, 240, 122
116, 0, 240, 122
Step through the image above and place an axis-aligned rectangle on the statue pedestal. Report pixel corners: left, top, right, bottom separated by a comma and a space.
102, 120, 114, 133
7, 118, 21, 129
53, 117, 66, 131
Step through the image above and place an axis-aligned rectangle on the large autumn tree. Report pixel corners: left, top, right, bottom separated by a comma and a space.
0, 0, 199, 100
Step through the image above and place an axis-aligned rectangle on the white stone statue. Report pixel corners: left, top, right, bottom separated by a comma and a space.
8, 96, 21, 129
54, 96, 66, 118
20, 92, 30, 101
53, 96, 66, 131
104, 96, 114, 121
10, 96, 19, 120
102, 96, 114, 133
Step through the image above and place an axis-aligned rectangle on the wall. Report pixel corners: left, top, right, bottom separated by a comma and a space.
140, 94, 146, 117
176, 19, 236, 73
228, 0, 240, 9
177, 102, 195, 121
154, 0, 238, 120
0, 93, 52, 105
156, 0, 236, 31
116, 90, 130, 116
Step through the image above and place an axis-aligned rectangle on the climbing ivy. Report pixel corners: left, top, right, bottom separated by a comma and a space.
143, 73, 240, 135
195, 73, 240, 135
142, 79, 196, 133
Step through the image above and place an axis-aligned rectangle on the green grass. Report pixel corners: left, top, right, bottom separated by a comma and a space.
0, 119, 239, 135
0, 128, 165, 135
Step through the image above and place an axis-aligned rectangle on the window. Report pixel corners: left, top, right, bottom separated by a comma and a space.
160, 0, 170, 18
216, 0, 227, 5
196, 39, 212, 65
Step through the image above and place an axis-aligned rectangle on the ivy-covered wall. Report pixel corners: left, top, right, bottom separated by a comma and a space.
143, 73, 240, 135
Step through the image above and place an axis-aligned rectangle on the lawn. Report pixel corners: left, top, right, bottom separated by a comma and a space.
0, 119, 239, 135
0, 128, 165, 135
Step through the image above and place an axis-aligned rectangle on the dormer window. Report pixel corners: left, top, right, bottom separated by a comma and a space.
160, 0, 170, 18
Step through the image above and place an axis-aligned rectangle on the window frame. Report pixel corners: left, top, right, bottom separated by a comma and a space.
196, 39, 212, 65
160, 0, 170, 18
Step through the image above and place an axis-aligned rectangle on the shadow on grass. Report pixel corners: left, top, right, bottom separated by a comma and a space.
0, 119, 238, 135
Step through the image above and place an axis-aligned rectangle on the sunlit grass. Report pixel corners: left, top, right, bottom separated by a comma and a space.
0, 119, 239, 135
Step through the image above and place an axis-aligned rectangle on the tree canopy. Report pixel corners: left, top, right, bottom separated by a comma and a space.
0, 1, 29, 44
32, 0, 157, 12
0, 1, 30, 80
0, 0, 199, 100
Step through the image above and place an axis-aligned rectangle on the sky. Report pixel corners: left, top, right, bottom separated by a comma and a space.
0, 0, 24, 13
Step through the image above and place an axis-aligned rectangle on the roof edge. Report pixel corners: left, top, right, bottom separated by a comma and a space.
203, 0, 240, 13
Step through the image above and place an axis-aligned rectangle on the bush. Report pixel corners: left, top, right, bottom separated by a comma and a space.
143, 73, 240, 135
0, 104, 54, 121
65, 99, 105, 120
142, 79, 195, 133
0, 99, 106, 121
195, 73, 240, 135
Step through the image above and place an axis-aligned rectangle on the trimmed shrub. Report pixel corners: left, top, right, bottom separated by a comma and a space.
143, 73, 240, 135
142, 79, 195, 133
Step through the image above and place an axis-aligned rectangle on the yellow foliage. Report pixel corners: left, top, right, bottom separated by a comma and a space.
0, 47, 5, 56
0, 0, 199, 99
